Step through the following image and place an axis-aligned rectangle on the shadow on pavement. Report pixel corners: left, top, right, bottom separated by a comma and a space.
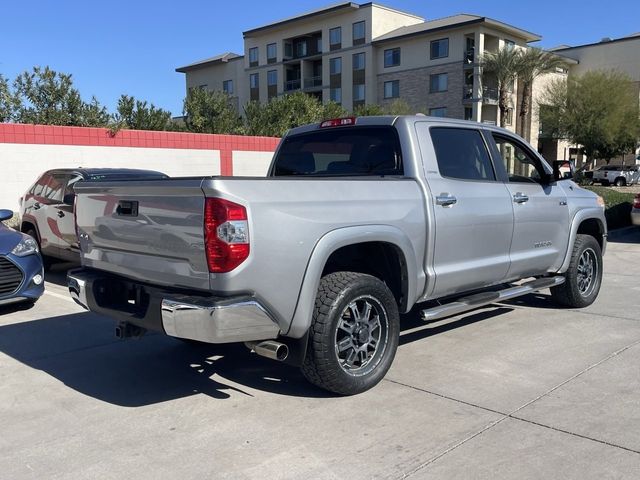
608, 227, 640, 244
0, 297, 520, 406
0, 311, 336, 405
43, 261, 77, 287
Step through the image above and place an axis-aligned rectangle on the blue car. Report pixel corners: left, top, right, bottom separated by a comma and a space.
0, 209, 44, 307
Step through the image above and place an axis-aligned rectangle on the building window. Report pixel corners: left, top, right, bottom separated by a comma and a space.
352, 52, 365, 71
353, 84, 365, 102
267, 43, 277, 63
330, 57, 342, 75
384, 48, 400, 68
250, 73, 259, 101
267, 70, 277, 86
430, 38, 449, 59
384, 80, 399, 99
504, 108, 513, 126
464, 107, 473, 121
330, 27, 342, 50
430, 73, 448, 93
249, 47, 259, 67
222, 80, 233, 95
505, 39, 515, 50
250, 73, 259, 89
429, 107, 447, 117
330, 87, 342, 103
352, 21, 365, 45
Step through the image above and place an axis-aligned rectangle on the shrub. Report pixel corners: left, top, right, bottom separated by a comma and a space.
584, 186, 634, 230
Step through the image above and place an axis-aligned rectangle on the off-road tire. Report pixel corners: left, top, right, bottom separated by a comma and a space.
551, 234, 602, 308
301, 272, 400, 395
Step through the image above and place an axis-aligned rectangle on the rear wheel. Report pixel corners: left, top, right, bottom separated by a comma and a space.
551, 234, 602, 308
614, 177, 626, 187
301, 272, 400, 395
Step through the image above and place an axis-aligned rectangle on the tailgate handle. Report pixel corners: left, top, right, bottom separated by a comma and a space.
116, 200, 139, 217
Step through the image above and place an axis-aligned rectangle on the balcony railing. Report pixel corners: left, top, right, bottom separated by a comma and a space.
285, 79, 301, 91
303, 76, 322, 89
482, 86, 499, 102
463, 85, 500, 102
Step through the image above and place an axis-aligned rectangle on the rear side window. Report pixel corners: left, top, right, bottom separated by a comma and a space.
430, 127, 495, 181
273, 126, 402, 176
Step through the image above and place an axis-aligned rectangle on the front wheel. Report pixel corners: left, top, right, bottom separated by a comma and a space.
301, 272, 400, 395
551, 234, 603, 308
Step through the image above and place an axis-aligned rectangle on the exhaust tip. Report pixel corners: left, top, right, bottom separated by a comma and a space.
246, 340, 289, 362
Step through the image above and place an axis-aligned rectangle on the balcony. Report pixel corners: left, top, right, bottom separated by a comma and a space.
285, 79, 301, 92
482, 86, 499, 103
464, 49, 475, 65
303, 76, 322, 89
462, 85, 500, 103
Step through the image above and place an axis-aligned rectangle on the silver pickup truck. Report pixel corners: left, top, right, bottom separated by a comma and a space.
68, 116, 607, 395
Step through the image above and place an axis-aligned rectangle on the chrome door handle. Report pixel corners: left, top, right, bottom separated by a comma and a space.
57, 211, 65, 218
513, 192, 529, 204
436, 194, 457, 207
33, 202, 41, 210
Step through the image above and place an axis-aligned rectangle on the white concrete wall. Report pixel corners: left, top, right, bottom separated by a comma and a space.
1, 143, 221, 211
232, 151, 274, 176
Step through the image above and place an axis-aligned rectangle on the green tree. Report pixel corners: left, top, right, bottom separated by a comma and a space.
516, 48, 568, 141
385, 99, 413, 115
183, 88, 242, 134
244, 92, 325, 137
114, 94, 172, 131
81, 96, 111, 127
0, 74, 18, 122
321, 101, 348, 121
12, 66, 85, 125
481, 47, 521, 128
540, 70, 640, 165
353, 103, 385, 116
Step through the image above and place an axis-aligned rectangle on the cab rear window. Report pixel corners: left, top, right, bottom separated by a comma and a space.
273, 126, 403, 176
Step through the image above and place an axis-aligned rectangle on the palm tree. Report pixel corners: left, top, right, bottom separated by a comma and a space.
516, 48, 569, 141
481, 47, 521, 128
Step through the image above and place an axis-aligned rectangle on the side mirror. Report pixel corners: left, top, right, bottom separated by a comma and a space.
0, 209, 13, 222
63, 193, 76, 206
553, 160, 574, 181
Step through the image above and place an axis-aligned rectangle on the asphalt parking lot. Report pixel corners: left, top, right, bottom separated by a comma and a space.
1, 229, 639, 479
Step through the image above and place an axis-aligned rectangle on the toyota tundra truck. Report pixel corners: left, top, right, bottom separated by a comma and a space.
67, 116, 607, 395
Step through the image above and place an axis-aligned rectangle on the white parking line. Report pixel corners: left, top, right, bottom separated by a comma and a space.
44, 289, 75, 303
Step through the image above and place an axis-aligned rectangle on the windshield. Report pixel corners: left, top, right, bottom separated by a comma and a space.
272, 126, 403, 176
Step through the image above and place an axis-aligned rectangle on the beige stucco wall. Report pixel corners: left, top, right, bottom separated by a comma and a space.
183, 57, 246, 111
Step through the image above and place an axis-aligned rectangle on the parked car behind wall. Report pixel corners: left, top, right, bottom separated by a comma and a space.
19, 168, 168, 269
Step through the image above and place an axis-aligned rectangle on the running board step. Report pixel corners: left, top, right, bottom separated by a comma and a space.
420, 276, 565, 322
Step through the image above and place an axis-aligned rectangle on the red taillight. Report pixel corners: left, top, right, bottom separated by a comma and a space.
320, 117, 356, 128
633, 194, 640, 209
204, 198, 250, 273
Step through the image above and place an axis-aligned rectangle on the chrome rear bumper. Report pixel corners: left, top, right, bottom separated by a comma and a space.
67, 269, 280, 344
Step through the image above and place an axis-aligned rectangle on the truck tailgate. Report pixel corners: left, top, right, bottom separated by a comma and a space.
74, 178, 209, 291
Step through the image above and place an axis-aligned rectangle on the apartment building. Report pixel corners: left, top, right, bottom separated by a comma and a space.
176, 2, 543, 134
544, 34, 640, 166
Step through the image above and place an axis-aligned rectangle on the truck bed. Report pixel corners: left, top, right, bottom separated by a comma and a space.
74, 176, 427, 329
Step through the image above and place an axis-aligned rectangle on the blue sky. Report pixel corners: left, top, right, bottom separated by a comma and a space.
2, 0, 638, 116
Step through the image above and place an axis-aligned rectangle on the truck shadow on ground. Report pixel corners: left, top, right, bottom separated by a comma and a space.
0, 302, 515, 407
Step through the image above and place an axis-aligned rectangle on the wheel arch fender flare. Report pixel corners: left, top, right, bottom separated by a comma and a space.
559, 209, 607, 273
285, 225, 419, 338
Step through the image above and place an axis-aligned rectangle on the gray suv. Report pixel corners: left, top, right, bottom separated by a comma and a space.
20, 168, 167, 268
